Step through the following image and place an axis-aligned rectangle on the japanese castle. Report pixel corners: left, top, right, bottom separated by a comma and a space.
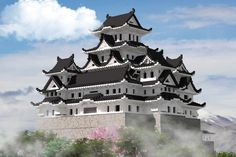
32, 9, 209, 142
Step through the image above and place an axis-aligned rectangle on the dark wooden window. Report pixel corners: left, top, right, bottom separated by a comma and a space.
152, 89, 155, 94
126, 88, 128, 93
133, 89, 135, 94
167, 106, 170, 113
118, 88, 121, 93
144, 90, 146, 95
129, 34, 131, 40
136, 36, 139, 42
114, 35, 117, 40
84, 107, 97, 114
173, 107, 176, 113
128, 105, 131, 112
78, 92, 81, 97
119, 34, 122, 40
76, 108, 78, 114
70, 109, 73, 115
143, 72, 147, 78
106, 90, 109, 94
151, 71, 154, 77
137, 106, 140, 112
113, 89, 116, 94
52, 110, 54, 116
115, 105, 120, 112
184, 95, 188, 99
101, 56, 104, 62
71, 93, 74, 98
107, 106, 110, 112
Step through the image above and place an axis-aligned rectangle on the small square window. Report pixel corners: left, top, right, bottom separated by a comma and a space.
113, 89, 116, 94
184, 95, 188, 99
78, 92, 82, 97
106, 90, 109, 94
115, 105, 120, 112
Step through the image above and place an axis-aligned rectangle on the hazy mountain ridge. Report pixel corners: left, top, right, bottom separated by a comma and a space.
200, 111, 236, 152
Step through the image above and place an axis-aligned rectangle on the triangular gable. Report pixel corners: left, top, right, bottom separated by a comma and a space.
140, 56, 155, 65
128, 16, 139, 26
46, 80, 60, 91
184, 80, 202, 94
163, 75, 178, 86
178, 63, 188, 72
97, 39, 111, 50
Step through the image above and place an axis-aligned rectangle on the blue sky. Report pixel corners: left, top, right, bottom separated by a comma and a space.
0, 0, 236, 136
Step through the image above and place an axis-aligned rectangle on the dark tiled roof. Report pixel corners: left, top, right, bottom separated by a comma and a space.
160, 92, 191, 103
36, 76, 63, 93
42, 97, 63, 104
166, 55, 183, 68
125, 94, 160, 101
67, 64, 129, 88
146, 48, 171, 67
178, 77, 191, 88
43, 54, 77, 74
177, 70, 195, 75
94, 9, 151, 32
180, 77, 202, 93
188, 101, 206, 107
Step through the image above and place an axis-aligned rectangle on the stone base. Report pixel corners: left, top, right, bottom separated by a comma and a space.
38, 113, 154, 139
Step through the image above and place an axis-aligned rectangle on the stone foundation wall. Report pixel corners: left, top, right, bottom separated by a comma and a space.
38, 113, 126, 139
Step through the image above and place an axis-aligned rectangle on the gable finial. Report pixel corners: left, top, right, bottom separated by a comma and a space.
132, 8, 135, 13
106, 14, 110, 19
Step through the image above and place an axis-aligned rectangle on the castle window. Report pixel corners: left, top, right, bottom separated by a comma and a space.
107, 106, 110, 112
75, 108, 78, 115
164, 87, 167, 91
129, 34, 131, 40
52, 110, 54, 116
184, 95, 188, 99
136, 36, 139, 42
185, 110, 187, 115
118, 88, 121, 93
133, 89, 135, 94
190, 110, 192, 115
151, 71, 154, 77
114, 60, 117, 63
70, 109, 73, 115
133, 34, 135, 41
144, 90, 146, 95
127, 54, 129, 59
128, 105, 131, 112
92, 64, 94, 66
84, 107, 97, 114
173, 107, 176, 113
71, 93, 74, 98
78, 92, 81, 97
152, 89, 155, 94
55, 92, 57, 96
126, 88, 128, 93
168, 88, 171, 92
167, 106, 170, 113
132, 55, 134, 60
46, 110, 49, 116
114, 34, 117, 41
119, 34, 122, 40
143, 72, 147, 78
106, 89, 109, 94
137, 106, 140, 112
115, 105, 120, 112
113, 89, 116, 94
101, 56, 104, 62
51, 92, 53, 97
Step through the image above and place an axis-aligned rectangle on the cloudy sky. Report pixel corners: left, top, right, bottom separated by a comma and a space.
0, 0, 236, 136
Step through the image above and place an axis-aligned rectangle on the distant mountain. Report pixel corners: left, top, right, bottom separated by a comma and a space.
199, 110, 236, 152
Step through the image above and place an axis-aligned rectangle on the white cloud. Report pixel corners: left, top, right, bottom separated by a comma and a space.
149, 6, 236, 29
0, 0, 100, 41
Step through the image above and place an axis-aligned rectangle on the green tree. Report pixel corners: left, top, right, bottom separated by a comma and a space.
218, 152, 236, 157
43, 138, 70, 157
